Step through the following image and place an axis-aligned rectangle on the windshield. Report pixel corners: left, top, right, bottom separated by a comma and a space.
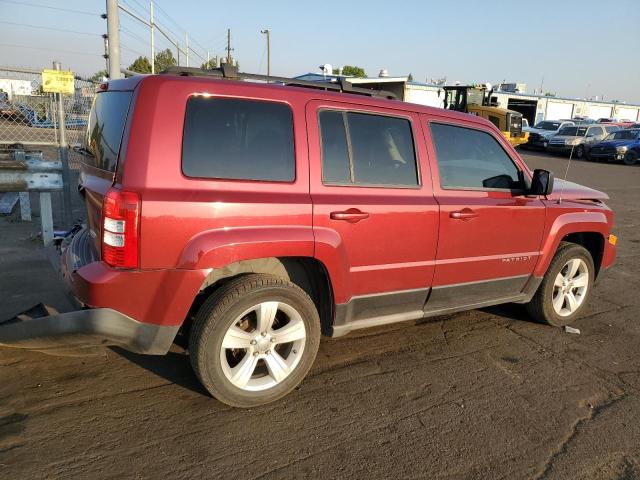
604, 130, 639, 141
558, 126, 587, 137
467, 89, 485, 106
534, 121, 561, 130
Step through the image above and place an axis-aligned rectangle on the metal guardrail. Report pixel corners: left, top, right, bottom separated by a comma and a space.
0, 149, 62, 245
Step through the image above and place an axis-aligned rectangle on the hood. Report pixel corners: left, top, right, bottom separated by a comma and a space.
594, 139, 636, 148
545, 179, 609, 202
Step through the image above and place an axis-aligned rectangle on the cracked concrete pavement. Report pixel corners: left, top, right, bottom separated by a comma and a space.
1, 152, 639, 479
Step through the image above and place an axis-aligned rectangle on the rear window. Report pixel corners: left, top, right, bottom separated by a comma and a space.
182, 97, 295, 182
83, 91, 132, 172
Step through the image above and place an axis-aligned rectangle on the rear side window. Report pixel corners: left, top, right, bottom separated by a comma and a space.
430, 123, 522, 190
84, 91, 132, 171
319, 110, 418, 186
182, 97, 295, 182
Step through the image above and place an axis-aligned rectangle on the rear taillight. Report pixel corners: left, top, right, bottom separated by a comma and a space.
101, 188, 140, 269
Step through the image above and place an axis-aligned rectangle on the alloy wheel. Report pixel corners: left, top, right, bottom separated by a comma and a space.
552, 258, 589, 317
220, 301, 307, 391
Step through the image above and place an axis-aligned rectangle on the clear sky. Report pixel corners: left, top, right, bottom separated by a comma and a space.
1, 0, 639, 103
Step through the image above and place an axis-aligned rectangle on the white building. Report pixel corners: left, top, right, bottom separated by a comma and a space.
296, 72, 640, 123
0, 78, 33, 98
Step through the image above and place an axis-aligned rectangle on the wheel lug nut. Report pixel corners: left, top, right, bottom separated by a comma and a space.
261, 332, 267, 337
270, 337, 276, 343
253, 351, 259, 356
265, 350, 271, 355
250, 340, 257, 345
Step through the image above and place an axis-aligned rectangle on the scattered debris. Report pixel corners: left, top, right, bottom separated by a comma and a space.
564, 325, 581, 334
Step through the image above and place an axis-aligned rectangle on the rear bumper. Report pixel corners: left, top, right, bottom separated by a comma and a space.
0, 306, 178, 355
61, 228, 209, 329
0, 227, 209, 356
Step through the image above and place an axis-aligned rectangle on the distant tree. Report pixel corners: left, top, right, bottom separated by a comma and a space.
90, 70, 108, 82
543, 92, 556, 97
201, 58, 218, 70
407, 73, 414, 82
128, 56, 152, 74
333, 65, 366, 78
154, 48, 177, 72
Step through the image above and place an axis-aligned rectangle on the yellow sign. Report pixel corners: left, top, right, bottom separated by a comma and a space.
41, 69, 75, 94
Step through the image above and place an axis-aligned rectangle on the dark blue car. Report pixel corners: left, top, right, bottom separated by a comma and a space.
589, 129, 640, 165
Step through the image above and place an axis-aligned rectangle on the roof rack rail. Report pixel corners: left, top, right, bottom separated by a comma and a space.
160, 65, 398, 100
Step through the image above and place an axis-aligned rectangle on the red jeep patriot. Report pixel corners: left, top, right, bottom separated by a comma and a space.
1, 67, 616, 407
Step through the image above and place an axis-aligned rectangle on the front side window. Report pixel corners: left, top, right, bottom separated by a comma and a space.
319, 110, 419, 187
587, 127, 603, 137
430, 123, 522, 190
182, 97, 295, 181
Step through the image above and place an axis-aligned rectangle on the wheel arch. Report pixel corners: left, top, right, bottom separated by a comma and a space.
535, 211, 609, 278
188, 257, 335, 336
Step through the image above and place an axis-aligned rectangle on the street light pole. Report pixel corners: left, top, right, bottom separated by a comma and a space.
150, 0, 155, 73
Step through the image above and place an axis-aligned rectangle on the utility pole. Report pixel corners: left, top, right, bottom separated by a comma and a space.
261, 29, 270, 76
150, 0, 155, 73
105, 0, 121, 79
176, 41, 180, 65
226, 28, 233, 65
53, 61, 73, 228
185, 33, 189, 67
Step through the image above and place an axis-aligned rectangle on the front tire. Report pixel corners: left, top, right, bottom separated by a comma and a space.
526, 242, 595, 327
574, 145, 585, 159
189, 274, 321, 407
624, 151, 638, 166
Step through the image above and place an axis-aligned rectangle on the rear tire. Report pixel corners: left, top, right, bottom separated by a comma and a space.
574, 145, 585, 159
189, 274, 321, 407
624, 151, 638, 166
526, 242, 595, 327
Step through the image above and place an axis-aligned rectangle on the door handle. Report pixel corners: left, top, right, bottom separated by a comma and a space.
450, 209, 478, 220
330, 209, 369, 223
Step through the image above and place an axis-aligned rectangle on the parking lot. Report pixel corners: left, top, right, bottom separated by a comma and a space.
1, 151, 639, 479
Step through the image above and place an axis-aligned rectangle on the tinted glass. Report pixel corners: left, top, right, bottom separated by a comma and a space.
604, 125, 620, 133
430, 123, 522, 190
587, 127, 603, 136
83, 91, 132, 171
535, 121, 561, 130
182, 97, 295, 181
347, 112, 418, 186
319, 110, 418, 186
319, 110, 351, 183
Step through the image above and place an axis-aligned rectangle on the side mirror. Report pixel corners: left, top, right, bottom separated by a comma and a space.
528, 169, 554, 196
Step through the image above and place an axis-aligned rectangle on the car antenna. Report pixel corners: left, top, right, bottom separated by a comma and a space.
557, 128, 578, 204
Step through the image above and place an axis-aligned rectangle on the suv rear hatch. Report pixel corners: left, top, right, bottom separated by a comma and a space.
78, 89, 133, 255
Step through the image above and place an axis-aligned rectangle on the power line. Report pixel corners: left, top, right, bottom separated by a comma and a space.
0, 0, 99, 16
120, 25, 148, 46
0, 20, 100, 37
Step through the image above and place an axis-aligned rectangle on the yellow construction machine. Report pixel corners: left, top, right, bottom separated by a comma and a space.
442, 85, 528, 148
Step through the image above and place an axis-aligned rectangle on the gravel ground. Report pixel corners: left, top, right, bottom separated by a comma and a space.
1, 151, 639, 480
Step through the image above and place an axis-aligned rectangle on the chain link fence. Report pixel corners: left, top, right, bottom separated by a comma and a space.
0, 66, 96, 169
